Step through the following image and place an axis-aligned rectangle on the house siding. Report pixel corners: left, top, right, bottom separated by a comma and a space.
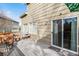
0, 17, 19, 33
26, 3, 70, 44
21, 3, 79, 55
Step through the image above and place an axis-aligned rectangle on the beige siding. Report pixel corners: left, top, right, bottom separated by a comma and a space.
26, 3, 70, 44
21, 3, 79, 48
0, 18, 19, 32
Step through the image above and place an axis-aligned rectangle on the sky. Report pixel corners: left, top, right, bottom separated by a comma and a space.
0, 3, 27, 22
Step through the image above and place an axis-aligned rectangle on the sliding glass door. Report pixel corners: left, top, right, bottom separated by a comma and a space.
52, 17, 77, 52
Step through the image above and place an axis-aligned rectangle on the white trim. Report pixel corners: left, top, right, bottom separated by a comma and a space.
63, 16, 77, 19
77, 17, 78, 54
62, 19, 63, 48
51, 20, 53, 46
52, 45, 78, 54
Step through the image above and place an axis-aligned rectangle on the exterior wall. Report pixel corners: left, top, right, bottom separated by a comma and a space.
26, 3, 71, 44
21, 3, 79, 53
21, 14, 38, 40
0, 17, 19, 33
21, 3, 79, 55
27, 3, 79, 44
21, 15, 30, 35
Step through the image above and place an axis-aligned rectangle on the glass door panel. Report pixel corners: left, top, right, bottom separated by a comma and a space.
63, 18, 72, 49
53, 20, 62, 47
63, 17, 77, 51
